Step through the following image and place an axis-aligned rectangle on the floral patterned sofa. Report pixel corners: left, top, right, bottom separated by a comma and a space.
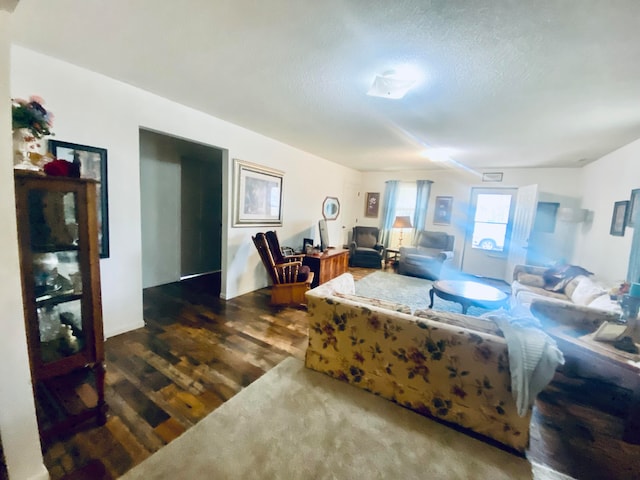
304, 273, 531, 453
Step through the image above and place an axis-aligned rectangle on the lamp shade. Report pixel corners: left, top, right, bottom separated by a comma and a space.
392, 216, 412, 229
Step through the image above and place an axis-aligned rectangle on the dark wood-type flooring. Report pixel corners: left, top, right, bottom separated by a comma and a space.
28, 267, 640, 480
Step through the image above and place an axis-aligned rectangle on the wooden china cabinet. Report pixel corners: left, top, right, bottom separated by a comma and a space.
14, 172, 107, 442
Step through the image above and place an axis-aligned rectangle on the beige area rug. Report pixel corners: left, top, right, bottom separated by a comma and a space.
121, 357, 571, 480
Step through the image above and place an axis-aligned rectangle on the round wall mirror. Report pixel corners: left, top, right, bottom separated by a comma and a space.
322, 196, 340, 221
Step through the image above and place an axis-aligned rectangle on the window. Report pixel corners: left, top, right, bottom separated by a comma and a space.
395, 182, 417, 220
471, 193, 512, 252
389, 183, 417, 248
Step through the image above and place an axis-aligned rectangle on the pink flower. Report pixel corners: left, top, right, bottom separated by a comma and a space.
29, 95, 45, 105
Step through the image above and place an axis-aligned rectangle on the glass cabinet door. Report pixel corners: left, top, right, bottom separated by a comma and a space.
28, 189, 85, 364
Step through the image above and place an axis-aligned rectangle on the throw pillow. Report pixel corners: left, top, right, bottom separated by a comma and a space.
334, 293, 412, 314
545, 276, 573, 293
516, 272, 545, 288
570, 277, 607, 306
563, 275, 586, 299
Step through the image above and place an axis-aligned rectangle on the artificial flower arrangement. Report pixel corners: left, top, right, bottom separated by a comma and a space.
11, 95, 54, 138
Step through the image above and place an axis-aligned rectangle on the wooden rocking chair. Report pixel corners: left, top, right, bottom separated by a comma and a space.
252, 231, 314, 306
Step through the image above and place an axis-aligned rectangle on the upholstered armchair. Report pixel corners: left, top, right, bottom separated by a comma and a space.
398, 230, 454, 280
348, 226, 385, 269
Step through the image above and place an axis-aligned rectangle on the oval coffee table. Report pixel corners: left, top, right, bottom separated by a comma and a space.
429, 280, 509, 314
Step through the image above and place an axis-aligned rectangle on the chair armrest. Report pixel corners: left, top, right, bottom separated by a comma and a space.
284, 254, 306, 261
438, 251, 454, 262
349, 241, 357, 255
274, 260, 303, 283
275, 260, 302, 270
374, 243, 385, 255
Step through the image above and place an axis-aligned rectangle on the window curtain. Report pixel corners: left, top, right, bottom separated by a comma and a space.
413, 180, 433, 237
628, 208, 640, 283
380, 180, 399, 247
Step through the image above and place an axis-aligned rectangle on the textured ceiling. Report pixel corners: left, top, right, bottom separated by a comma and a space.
9, 0, 640, 172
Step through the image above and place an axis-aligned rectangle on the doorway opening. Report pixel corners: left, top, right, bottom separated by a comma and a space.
461, 187, 517, 280
139, 129, 224, 294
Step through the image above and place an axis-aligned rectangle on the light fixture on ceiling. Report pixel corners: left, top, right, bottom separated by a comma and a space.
367, 65, 423, 99
420, 148, 453, 163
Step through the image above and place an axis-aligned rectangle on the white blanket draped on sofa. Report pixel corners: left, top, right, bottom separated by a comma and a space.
482, 308, 565, 416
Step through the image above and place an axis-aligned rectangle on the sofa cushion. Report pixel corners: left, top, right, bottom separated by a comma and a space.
354, 231, 377, 248
516, 272, 545, 288
587, 294, 622, 313
570, 277, 607, 306
354, 247, 380, 257
563, 275, 585, 299
416, 247, 444, 258
414, 308, 503, 337
334, 292, 412, 314
417, 231, 451, 249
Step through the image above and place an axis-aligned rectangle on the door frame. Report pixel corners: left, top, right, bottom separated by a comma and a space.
461, 187, 518, 280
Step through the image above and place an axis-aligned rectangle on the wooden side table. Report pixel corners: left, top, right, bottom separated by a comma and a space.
385, 249, 400, 270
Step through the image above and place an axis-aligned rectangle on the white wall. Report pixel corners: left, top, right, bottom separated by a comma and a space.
0, 11, 48, 480
360, 167, 583, 268
139, 131, 182, 288
575, 139, 640, 284
10, 45, 360, 337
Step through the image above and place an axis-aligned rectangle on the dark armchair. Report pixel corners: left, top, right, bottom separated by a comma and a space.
398, 230, 454, 280
252, 231, 314, 306
349, 226, 385, 268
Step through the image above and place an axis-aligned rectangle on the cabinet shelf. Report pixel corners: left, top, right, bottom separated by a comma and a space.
31, 244, 80, 253
36, 291, 83, 307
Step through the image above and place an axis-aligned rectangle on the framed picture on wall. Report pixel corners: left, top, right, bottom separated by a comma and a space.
365, 192, 380, 218
433, 196, 453, 225
49, 140, 110, 258
232, 159, 284, 227
610, 200, 629, 237
627, 188, 640, 228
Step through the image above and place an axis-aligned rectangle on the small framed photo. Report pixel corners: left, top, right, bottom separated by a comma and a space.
433, 196, 453, 225
233, 159, 283, 227
365, 192, 380, 218
49, 140, 109, 258
610, 200, 629, 237
627, 188, 640, 228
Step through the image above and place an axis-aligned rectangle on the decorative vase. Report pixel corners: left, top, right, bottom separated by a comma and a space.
12, 128, 46, 171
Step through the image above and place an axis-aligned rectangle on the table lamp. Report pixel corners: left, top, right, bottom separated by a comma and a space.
392, 215, 412, 247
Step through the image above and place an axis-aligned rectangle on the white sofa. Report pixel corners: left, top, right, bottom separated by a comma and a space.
511, 264, 621, 329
